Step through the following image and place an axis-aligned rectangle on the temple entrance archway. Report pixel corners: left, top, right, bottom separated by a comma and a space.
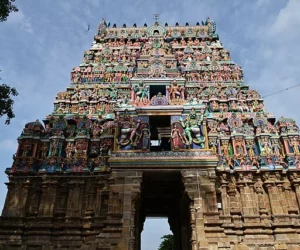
141, 218, 172, 250
137, 171, 191, 250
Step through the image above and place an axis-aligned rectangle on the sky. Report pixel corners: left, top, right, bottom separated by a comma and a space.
0, 0, 299, 248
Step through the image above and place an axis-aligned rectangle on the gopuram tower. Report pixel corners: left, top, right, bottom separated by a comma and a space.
1, 17, 300, 250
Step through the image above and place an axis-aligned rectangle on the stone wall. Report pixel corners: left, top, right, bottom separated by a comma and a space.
1, 169, 300, 249
0, 171, 142, 250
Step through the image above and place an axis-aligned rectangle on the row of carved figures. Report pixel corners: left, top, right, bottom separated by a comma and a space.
80, 48, 234, 71
71, 69, 242, 84
217, 154, 300, 171
11, 140, 300, 174
84, 50, 140, 64
20, 112, 300, 143
175, 52, 231, 62
91, 37, 222, 50
20, 109, 299, 146
16, 137, 113, 159
53, 97, 266, 114
14, 117, 300, 174
73, 62, 240, 75
57, 84, 260, 101
96, 26, 216, 41
89, 35, 220, 51
54, 85, 262, 112
89, 44, 228, 59
83, 49, 231, 64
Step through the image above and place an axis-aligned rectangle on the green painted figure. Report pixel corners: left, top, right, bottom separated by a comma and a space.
180, 108, 205, 148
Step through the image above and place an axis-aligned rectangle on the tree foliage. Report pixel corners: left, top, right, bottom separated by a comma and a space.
158, 234, 175, 250
0, 1, 19, 124
0, 0, 18, 22
0, 71, 18, 124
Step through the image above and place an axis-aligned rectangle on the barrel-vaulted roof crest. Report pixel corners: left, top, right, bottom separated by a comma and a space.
147, 22, 166, 37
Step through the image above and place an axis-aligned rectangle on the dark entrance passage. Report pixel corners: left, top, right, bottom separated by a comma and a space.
149, 116, 171, 152
150, 85, 166, 99
138, 171, 191, 250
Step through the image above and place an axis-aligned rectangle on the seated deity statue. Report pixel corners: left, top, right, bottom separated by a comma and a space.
117, 110, 141, 148
194, 39, 200, 46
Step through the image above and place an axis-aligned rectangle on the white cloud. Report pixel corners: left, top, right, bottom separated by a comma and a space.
246, 0, 300, 121
268, 0, 300, 41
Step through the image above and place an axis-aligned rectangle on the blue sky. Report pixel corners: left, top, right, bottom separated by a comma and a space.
0, 0, 299, 248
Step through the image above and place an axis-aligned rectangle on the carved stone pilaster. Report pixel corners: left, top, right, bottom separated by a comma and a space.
27, 182, 42, 216
66, 180, 85, 217
2, 179, 31, 217
290, 173, 300, 210
182, 170, 216, 249
263, 173, 286, 215
85, 182, 96, 217
128, 175, 142, 250
38, 179, 58, 217
282, 179, 298, 214
219, 174, 230, 216
2, 181, 18, 217
227, 178, 242, 216
237, 173, 259, 218
94, 179, 105, 217
254, 178, 270, 217
189, 205, 197, 250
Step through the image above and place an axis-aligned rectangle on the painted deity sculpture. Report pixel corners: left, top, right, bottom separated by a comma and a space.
49, 139, 63, 157
131, 81, 148, 102
180, 108, 205, 148
167, 80, 185, 101
108, 84, 118, 101
171, 124, 184, 150
116, 110, 141, 149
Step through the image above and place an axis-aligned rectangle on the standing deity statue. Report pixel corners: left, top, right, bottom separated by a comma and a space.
108, 84, 118, 101
260, 138, 272, 155
131, 81, 148, 102
221, 142, 230, 156
40, 143, 49, 159
66, 142, 75, 158
235, 139, 244, 155
180, 108, 205, 148
289, 137, 300, 155
49, 140, 63, 157
171, 124, 184, 150
246, 140, 255, 157
75, 140, 89, 158
98, 18, 109, 35
167, 80, 185, 100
